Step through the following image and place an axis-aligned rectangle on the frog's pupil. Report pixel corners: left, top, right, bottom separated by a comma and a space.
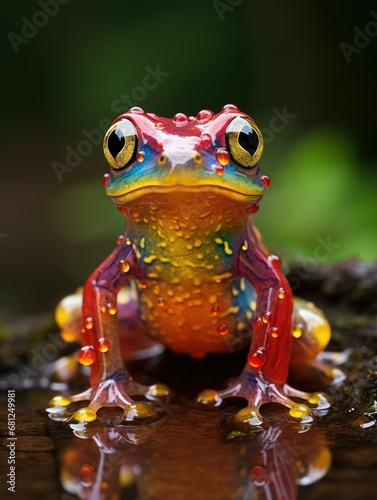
108, 129, 125, 159
238, 127, 259, 156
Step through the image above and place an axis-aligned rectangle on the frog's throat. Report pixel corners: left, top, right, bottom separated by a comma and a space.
109, 184, 263, 205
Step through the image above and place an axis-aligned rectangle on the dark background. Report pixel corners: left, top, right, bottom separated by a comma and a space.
1, 0, 376, 318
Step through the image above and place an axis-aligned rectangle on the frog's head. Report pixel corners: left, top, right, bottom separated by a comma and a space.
102, 105, 269, 213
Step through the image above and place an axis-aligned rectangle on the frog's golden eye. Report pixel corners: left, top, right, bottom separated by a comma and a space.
226, 117, 263, 168
103, 119, 138, 170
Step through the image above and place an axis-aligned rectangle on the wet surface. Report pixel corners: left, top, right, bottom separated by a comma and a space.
1, 261, 377, 499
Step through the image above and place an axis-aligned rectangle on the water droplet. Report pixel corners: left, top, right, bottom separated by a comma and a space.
139, 281, 147, 289
116, 234, 123, 245
249, 465, 268, 486
217, 323, 229, 336
247, 347, 266, 368
262, 312, 271, 324
101, 173, 110, 187
261, 174, 270, 188
289, 403, 311, 419
214, 164, 225, 176
85, 317, 94, 329
201, 133, 212, 148
293, 324, 303, 338
117, 205, 127, 214
158, 297, 168, 310
248, 203, 259, 214
148, 383, 171, 398
251, 317, 262, 330
79, 465, 97, 486
125, 237, 132, 246
216, 148, 230, 165
78, 346, 96, 366
236, 209, 243, 217
137, 151, 145, 162
129, 106, 145, 114
173, 112, 189, 124
98, 337, 109, 352
270, 327, 279, 338
155, 121, 165, 130
211, 304, 221, 315
196, 109, 214, 121
73, 407, 97, 422
222, 104, 239, 112
278, 287, 286, 299
241, 240, 248, 251
119, 259, 131, 273
268, 254, 282, 269
131, 209, 139, 218
107, 303, 117, 315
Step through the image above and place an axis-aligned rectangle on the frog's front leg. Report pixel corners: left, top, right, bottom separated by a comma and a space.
49, 239, 166, 423
198, 219, 329, 425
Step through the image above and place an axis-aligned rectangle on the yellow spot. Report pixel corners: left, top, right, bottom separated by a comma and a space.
193, 278, 202, 286
175, 296, 184, 303
194, 239, 202, 248
171, 261, 180, 268
194, 299, 203, 306
237, 322, 246, 331
192, 324, 203, 331
246, 311, 252, 320
240, 278, 246, 291
140, 237, 145, 249
196, 253, 203, 259
171, 277, 180, 284
158, 219, 164, 228
186, 244, 193, 250
211, 272, 232, 283
249, 301, 256, 311
147, 273, 158, 279
143, 218, 148, 223
215, 223, 222, 232
232, 286, 239, 296
206, 264, 214, 270
167, 290, 174, 296
215, 237, 223, 244
144, 255, 157, 264
199, 210, 212, 219
157, 241, 167, 248
183, 292, 190, 299
152, 286, 160, 295
160, 257, 171, 263
169, 236, 175, 243
209, 295, 217, 304
223, 241, 233, 255
219, 306, 239, 318
176, 230, 183, 237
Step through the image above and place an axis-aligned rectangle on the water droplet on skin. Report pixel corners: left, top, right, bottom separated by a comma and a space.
155, 121, 165, 130
236, 209, 243, 217
222, 104, 239, 112
271, 327, 279, 338
201, 133, 212, 148
139, 281, 147, 289
268, 254, 282, 269
241, 240, 248, 251
117, 234, 123, 245
211, 304, 221, 316
217, 323, 229, 336
118, 205, 127, 214
130, 106, 145, 114
248, 203, 259, 214
214, 164, 225, 176
79, 465, 97, 486
101, 173, 110, 187
261, 174, 270, 188
125, 238, 132, 246
98, 337, 110, 352
216, 148, 230, 165
78, 346, 96, 366
278, 287, 286, 299
289, 404, 311, 419
262, 312, 271, 324
247, 347, 266, 368
173, 112, 189, 124
107, 303, 117, 315
137, 151, 145, 162
293, 324, 303, 338
196, 109, 214, 121
119, 260, 131, 273
131, 209, 140, 218
251, 317, 262, 330
158, 298, 168, 310
85, 317, 94, 329
249, 465, 269, 486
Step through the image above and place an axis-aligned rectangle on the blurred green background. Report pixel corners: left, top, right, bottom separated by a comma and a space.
1, 0, 376, 318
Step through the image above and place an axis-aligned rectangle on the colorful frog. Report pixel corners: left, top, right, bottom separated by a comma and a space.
52, 105, 341, 425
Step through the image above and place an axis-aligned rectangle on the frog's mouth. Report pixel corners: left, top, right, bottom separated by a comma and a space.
110, 184, 263, 205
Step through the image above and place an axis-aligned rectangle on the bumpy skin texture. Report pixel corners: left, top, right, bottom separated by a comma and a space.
54, 105, 338, 424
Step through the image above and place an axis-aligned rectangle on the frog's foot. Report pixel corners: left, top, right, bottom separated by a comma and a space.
196, 370, 330, 427
47, 369, 171, 424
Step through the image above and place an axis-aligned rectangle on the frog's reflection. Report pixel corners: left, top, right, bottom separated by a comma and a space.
57, 415, 330, 500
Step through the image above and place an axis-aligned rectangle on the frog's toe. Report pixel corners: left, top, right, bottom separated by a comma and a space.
196, 389, 224, 408
232, 407, 264, 427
